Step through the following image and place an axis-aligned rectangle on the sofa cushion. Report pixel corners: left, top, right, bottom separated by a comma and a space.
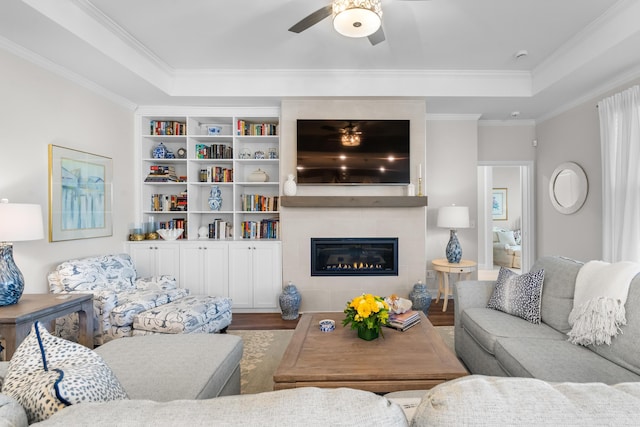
410, 375, 640, 427
461, 307, 564, 355
2, 322, 128, 423
109, 287, 189, 327
494, 337, 640, 384
132, 295, 232, 334
34, 387, 409, 427
134, 275, 178, 290
48, 253, 137, 293
131, 310, 233, 336
496, 230, 517, 246
487, 267, 545, 323
533, 256, 583, 333
586, 274, 640, 376
94, 333, 242, 400
0, 393, 28, 427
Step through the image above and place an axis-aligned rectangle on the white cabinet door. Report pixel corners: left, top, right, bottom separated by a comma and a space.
228, 243, 254, 309
127, 243, 180, 279
229, 242, 281, 309
252, 242, 282, 309
180, 243, 229, 296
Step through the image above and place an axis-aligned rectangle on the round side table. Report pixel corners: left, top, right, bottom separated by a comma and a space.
432, 259, 477, 312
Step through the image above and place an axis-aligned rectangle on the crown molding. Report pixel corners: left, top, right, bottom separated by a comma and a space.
0, 35, 136, 110
478, 120, 536, 127
426, 114, 482, 121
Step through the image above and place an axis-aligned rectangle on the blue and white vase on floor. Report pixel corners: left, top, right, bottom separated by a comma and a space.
409, 280, 432, 316
208, 186, 222, 211
279, 281, 301, 320
445, 230, 462, 263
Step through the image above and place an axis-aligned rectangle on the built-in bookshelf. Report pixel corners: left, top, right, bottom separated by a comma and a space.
138, 111, 280, 241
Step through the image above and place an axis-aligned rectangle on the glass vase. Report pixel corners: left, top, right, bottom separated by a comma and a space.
357, 325, 379, 341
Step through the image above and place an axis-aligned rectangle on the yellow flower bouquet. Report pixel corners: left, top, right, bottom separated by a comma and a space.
342, 294, 390, 340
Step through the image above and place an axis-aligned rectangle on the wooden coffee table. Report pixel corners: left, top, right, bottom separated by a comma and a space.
273, 312, 467, 393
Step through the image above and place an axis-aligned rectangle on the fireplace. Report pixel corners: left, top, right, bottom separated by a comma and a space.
310, 238, 398, 276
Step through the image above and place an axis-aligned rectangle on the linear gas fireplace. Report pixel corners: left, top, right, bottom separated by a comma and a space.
311, 238, 398, 276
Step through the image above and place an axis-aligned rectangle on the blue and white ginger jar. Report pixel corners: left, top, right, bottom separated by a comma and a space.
279, 281, 301, 320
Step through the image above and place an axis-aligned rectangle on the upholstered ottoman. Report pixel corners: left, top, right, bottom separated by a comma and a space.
131, 295, 232, 335
94, 333, 243, 400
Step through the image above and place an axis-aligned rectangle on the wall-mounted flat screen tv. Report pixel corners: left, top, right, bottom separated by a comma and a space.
296, 119, 410, 185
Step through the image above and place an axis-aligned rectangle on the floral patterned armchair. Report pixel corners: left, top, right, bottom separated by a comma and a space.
48, 253, 188, 345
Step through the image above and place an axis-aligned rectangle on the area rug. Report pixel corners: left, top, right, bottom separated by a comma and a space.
228, 326, 454, 395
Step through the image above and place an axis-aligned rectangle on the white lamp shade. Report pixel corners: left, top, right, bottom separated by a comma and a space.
0, 201, 45, 242
437, 205, 470, 229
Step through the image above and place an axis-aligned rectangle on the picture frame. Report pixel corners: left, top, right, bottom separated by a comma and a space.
492, 188, 508, 221
48, 145, 113, 242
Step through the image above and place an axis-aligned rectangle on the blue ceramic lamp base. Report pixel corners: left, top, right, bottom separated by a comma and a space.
445, 229, 462, 264
0, 244, 24, 306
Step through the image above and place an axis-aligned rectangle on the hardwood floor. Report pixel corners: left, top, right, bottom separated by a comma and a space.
229, 299, 454, 330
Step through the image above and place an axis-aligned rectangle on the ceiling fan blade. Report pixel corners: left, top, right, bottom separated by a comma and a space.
368, 26, 385, 46
288, 5, 333, 33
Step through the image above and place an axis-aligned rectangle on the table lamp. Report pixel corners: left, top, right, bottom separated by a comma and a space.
437, 205, 470, 264
0, 199, 44, 306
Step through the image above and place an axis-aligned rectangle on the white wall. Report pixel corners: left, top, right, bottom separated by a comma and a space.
535, 77, 640, 261
425, 117, 479, 291
0, 49, 135, 293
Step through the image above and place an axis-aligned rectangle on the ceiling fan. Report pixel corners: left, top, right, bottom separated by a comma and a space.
288, 0, 431, 46
339, 122, 363, 146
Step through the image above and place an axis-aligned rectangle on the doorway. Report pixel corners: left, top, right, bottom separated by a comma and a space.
477, 161, 534, 280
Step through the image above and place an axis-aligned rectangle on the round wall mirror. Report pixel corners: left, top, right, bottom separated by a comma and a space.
549, 162, 588, 214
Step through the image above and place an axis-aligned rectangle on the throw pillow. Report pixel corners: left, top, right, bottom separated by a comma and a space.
497, 230, 517, 246
513, 229, 522, 245
487, 267, 545, 324
2, 322, 128, 423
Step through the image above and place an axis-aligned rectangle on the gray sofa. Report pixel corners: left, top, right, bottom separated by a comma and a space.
3, 323, 640, 426
454, 256, 640, 383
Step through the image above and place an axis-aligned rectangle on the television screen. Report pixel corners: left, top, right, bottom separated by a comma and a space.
296, 119, 410, 185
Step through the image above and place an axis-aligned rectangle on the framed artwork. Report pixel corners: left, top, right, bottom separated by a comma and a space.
492, 188, 508, 221
48, 145, 113, 242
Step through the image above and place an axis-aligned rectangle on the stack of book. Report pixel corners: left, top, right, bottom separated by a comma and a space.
386, 310, 421, 331
145, 165, 179, 182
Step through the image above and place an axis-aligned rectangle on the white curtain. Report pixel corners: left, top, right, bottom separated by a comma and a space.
598, 85, 640, 262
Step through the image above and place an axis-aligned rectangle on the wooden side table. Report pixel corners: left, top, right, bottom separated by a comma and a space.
0, 293, 94, 360
432, 259, 477, 312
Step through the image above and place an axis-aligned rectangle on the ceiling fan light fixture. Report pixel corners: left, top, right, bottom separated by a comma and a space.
332, 0, 382, 38
341, 133, 361, 146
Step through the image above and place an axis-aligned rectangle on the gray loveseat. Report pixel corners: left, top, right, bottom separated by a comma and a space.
454, 256, 640, 383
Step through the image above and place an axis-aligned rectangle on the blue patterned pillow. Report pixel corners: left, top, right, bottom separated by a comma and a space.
2, 322, 128, 423
487, 267, 545, 324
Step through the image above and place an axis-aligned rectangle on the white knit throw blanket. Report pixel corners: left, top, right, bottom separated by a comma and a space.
568, 260, 640, 346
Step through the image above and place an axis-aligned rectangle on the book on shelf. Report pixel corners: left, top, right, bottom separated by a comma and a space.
240, 218, 279, 239
150, 120, 185, 136
208, 218, 231, 240
150, 192, 187, 212
240, 194, 279, 212
145, 165, 180, 182
195, 143, 233, 159
236, 120, 278, 136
